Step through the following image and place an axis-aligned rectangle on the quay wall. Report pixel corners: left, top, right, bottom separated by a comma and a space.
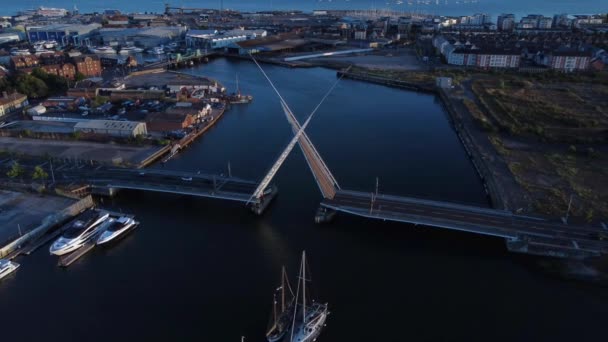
336, 70, 436, 93
0, 195, 94, 258
437, 88, 506, 210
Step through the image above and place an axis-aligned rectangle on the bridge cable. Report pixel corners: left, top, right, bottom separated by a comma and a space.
247, 54, 350, 202
248, 54, 345, 190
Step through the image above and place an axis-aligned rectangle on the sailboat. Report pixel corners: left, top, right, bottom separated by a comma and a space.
288, 251, 329, 342
266, 266, 295, 342
229, 73, 253, 104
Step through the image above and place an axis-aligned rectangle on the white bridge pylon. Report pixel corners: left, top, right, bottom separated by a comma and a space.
249, 56, 348, 202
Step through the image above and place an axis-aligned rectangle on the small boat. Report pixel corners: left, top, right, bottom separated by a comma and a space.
50, 210, 110, 256
90, 46, 116, 54
44, 40, 58, 49
266, 266, 295, 342
35, 49, 55, 55
119, 46, 144, 54
287, 251, 329, 342
11, 48, 31, 56
149, 46, 165, 55
229, 74, 253, 104
0, 259, 19, 280
96, 216, 138, 245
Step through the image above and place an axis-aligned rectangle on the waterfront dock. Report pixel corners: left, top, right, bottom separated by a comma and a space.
0, 195, 95, 260
57, 210, 136, 267
58, 241, 96, 267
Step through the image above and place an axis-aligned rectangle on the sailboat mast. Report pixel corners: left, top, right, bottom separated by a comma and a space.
302, 250, 306, 323
273, 293, 278, 325
236, 73, 240, 96
290, 254, 303, 342
281, 266, 286, 313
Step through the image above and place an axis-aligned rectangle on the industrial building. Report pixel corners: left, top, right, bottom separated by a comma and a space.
185, 29, 262, 49
0, 31, 25, 44
27, 24, 101, 46
74, 120, 147, 138
97, 26, 186, 48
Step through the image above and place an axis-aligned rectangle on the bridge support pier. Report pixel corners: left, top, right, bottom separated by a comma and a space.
250, 186, 278, 215
505, 236, 600, 260
315, 206, 336, 224
91, 186, 120, 197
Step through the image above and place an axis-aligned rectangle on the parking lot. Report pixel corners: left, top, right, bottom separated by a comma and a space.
0, 137, 162, 165
0, 190, 76, 247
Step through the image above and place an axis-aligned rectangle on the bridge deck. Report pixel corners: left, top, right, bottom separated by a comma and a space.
58, 168, 264, 204
322, 190, 608, 255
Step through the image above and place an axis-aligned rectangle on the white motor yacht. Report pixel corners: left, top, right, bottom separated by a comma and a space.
44, 40, 58, 49
97, 216, 138, 245
35, 49, 54, 55
11, 48, 31, 56
150, 46, 165, 55
91, 46, 116, 54
119, 46, 144, 54
50, 210, 110, 256
0, 259, 19, 280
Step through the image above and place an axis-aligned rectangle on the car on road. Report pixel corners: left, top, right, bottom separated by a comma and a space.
181, 176, 193, 181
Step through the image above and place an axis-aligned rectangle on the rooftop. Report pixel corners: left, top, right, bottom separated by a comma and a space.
0, 93, 27, 105
74, 120, 144, 131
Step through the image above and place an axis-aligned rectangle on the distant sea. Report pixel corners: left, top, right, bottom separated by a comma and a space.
1, 0, 607, 19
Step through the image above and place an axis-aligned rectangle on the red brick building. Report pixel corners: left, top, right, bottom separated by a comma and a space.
146, 112, 194, 132
40, 63, 76, 79
38, 52, 66, 66
10, 55, 39, 70
72, 55, 102, 77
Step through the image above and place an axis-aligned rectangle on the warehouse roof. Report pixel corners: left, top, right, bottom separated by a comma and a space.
74, 120, 143, 131
27, 23, 101, 34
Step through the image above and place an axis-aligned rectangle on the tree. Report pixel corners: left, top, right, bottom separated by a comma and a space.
6, 162, 24, 178
32, 165, 49, 181
15, 74, 48, 98
75, 72, 86, 82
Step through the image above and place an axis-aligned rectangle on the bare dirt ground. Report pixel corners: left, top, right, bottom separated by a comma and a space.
464, 78, 608, 222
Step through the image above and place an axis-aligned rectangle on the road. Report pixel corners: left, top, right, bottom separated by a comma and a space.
56, 167, 261, 203
323, 190, 608, 256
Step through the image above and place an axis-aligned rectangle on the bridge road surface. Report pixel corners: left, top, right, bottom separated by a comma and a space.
56, 168, 261, 203
322, 190, 608, 255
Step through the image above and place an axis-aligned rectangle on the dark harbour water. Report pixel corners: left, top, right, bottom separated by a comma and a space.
1, 58, 608, 341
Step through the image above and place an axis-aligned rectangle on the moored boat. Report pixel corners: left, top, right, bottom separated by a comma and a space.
149, 46, 165, 55
11, 48, 31, 56
266, 266, 295, 342
287, 251, 329, 342
119, 46, 144, 54
229, 74, 253, 104
90, 46, 116, 54
50, 210, 110, 256
96, 216, 138, 245
0, 259, 19, 280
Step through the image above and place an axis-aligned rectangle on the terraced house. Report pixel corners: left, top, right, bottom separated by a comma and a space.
0, 92, 28, 117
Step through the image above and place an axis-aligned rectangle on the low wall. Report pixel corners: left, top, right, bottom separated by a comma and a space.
337, 71, 436, 93
0, 195, 95, 258
438, 88, 505, 209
